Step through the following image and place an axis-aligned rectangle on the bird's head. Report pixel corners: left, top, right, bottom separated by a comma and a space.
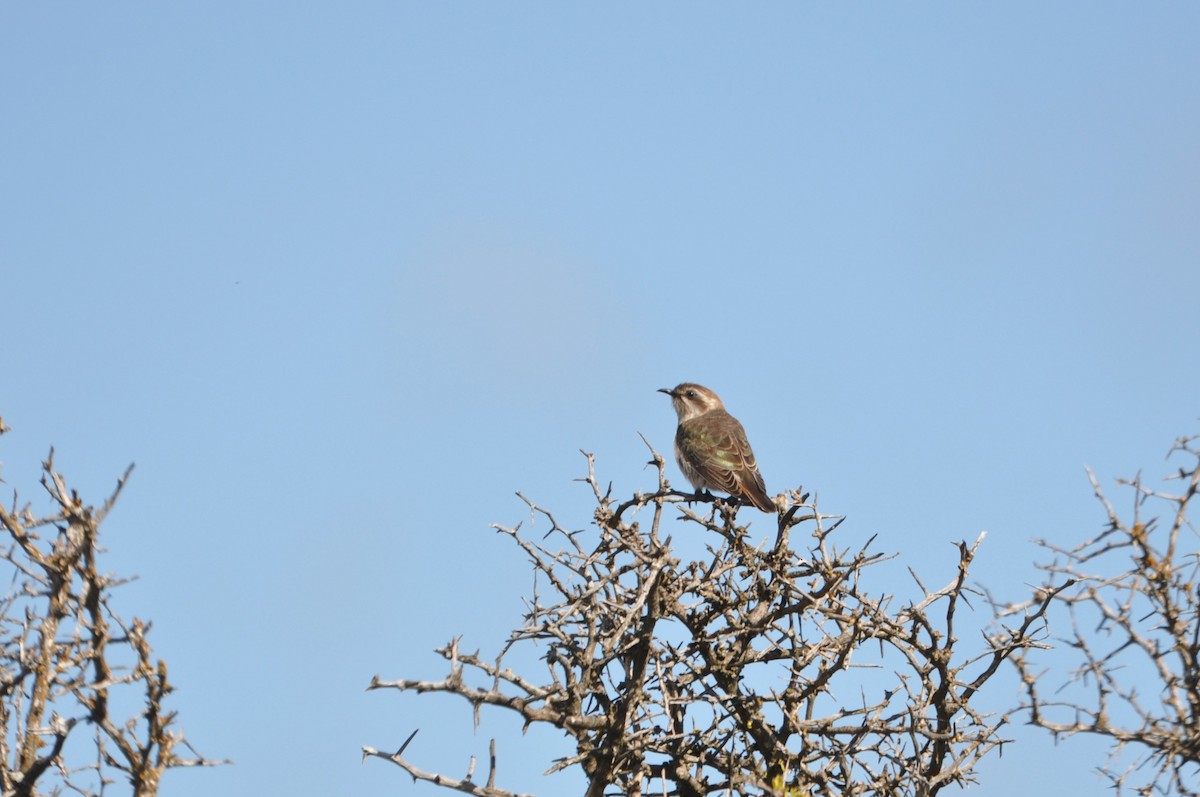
658, 383, 725, 422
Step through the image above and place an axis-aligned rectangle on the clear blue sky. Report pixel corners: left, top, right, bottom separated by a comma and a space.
3, 4, 1198, 796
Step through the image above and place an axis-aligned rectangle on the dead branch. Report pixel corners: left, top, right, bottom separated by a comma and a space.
1001, 434, 1200, 796
369, 442, 1054, 796
0, 446, 227, 796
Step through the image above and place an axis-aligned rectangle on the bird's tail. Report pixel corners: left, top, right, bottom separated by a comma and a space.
741, 477, 777, 514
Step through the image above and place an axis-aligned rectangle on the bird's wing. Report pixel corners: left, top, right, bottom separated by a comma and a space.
681, 415, 773, 511
735, 462, 775, 513
728, 423, 775, 512
676, 419, 732, 492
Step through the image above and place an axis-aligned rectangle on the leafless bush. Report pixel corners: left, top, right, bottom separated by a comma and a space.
366, 444, 1059, 796
0, 427, 224, 796
1001, 434, 1200, 796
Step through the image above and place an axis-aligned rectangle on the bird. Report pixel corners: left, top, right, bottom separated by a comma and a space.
658, 383, 776, 513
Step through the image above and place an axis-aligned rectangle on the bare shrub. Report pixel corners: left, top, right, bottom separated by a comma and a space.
366, 444, 1059, 796
0, 427, 224, 796
1002, 434, 1200, 796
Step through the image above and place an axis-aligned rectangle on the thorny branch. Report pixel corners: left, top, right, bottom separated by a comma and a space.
0, 437, 226, 797
1001, 434, 1200, 796
367, 442, 1056, 796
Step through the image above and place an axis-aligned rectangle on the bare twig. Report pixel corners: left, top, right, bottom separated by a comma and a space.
369, 450, 1050, 795
0, 449, 228, 796
1000, 434, 1200, 796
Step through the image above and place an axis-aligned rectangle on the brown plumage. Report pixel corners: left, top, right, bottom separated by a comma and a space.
658, 383, 776, 513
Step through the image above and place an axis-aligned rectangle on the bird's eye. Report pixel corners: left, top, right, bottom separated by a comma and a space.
685, 389, 697, 398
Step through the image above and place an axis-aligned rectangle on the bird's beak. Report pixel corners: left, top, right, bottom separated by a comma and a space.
657, 388, 675, 397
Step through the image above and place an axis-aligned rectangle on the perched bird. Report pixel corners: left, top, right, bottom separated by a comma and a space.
658, 383, 776, 513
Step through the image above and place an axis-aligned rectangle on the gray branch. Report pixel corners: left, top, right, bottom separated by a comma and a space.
368, 442, 1056, 796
